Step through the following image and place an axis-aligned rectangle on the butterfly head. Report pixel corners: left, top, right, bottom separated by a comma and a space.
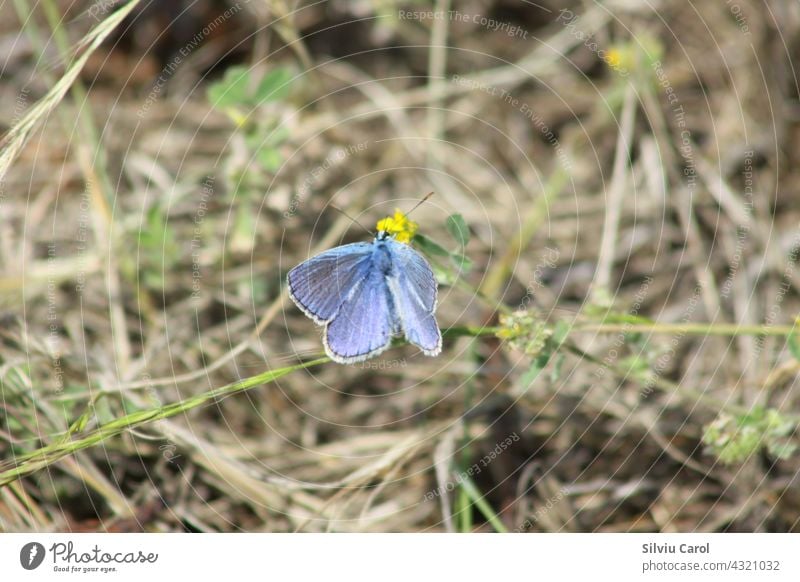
375, 209, 418, 244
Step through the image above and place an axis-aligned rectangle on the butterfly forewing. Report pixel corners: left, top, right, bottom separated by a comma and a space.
287, 242, 374, 324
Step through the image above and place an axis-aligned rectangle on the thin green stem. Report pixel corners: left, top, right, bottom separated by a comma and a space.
445, 315, 799, 340
0, 358, 329, 487
457, 485, 472, 532
458, 475, 508, 533
576, 322, 798, 337
0, 325, 502, 487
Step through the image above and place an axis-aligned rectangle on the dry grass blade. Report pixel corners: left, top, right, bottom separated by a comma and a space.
0, 0, 141, 184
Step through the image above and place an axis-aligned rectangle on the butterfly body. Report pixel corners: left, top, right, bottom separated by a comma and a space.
288, 231, 442, 364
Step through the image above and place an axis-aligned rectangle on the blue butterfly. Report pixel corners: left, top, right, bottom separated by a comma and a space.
287, 229, 442, 364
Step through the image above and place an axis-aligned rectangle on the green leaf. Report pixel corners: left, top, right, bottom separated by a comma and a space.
264, 125, 290, 147
431, 263, 455, 286
250, 277, 268, 304
445, 214, 470, 248
139, 205, 179, 265
230, 203, 257, 254
258, 147, 283, 172
534, 349, 553, 370
520, 360, 545, 389
552, 320, 571, 346
550, 352, 565, 382
207, 66, 251, 109
254, 68, 293, 103
414, 234, 450, 258
142, 270, 165, 289
767, 440, 797, 460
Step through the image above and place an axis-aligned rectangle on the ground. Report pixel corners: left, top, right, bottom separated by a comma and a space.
0, 0, 799, 532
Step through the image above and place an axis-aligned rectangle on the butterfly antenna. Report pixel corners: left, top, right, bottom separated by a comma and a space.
330, 205, 374, 236
405, 191, 434, 218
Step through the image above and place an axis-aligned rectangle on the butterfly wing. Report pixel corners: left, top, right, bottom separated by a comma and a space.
324, 264, 395, 363
386, 240, 442, 356
287, 242, 374, 324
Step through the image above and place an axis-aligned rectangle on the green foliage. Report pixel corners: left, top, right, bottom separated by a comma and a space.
616, 335, 663, 383
414, 234, 450, 258
206, 66, 250, 109
618, 352, 654, 379
137, 203, 180, 290
445, 214, 470, 248
254, 68, 293, 103
415, 213, 474, 285
207, 66, 295, 211
497, 312, 570, 393
702, 407, 798, 464
449, 252, 473, 273
455, 472, 509, 533
207, 66, 293, 110
445, 213, 471, 273
497, 311, 552, 356
229, 202, 257, 254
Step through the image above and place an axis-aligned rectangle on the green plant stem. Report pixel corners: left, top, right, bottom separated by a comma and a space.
442, 325, 500, 339
576, 322, 797, 337
458, 475, 508, 533
2, 312, 796, 487
457, 485, 472, 532
447, 321, 799, 339
0, 358, 329, 487
0, 326, 501, 487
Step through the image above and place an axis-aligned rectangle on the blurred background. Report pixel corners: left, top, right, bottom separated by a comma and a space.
1, 0, 800, 532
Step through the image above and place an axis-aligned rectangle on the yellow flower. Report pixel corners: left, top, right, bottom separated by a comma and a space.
605, 48, 624, 70
375, 209, 418, 244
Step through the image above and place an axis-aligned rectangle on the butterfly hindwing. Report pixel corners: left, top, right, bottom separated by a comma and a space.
287, 242, 374, 324
324, 264, 395, 363
386, 239, 442, 356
